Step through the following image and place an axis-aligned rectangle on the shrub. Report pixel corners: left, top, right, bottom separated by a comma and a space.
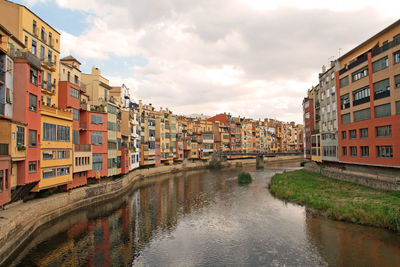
238, 172, 252, 184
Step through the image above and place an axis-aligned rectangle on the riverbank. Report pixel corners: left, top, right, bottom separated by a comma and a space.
0, 156, 301, 265
269, 169, 400, 232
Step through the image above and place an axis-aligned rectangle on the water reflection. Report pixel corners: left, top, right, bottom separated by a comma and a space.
11, 162, 400, 267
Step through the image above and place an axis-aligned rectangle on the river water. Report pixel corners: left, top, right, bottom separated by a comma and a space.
10, 160, 400, 266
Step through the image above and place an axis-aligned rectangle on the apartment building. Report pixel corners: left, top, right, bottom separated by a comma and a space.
303, 89, 314, 159
58, 56, 92, 189
138, 101, 156, 166
82, 67, 118, 176
0, 2, 76, 192
317, 62, 339, 162
1, 24, 42, 204
337, 20, 400, 167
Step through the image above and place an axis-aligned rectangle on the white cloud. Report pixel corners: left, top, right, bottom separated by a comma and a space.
54, 0, 395, 124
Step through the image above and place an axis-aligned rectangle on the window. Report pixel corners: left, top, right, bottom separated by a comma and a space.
376, 125, 392, 137
375, 103, 391, 118
354, 108, 371, 122
28, 161, 37, 173
397, 101, 400, 115
29, 130, 37, 147
373, 79, 390, 100
24, 36, 28, 46
304, 101, 309, 109
92, 131, 103, 145
43, 151, 54, 160
70, 87, 80, 98
32, 20, 37, 33
30, 68, 38, 85
341, 113, 350, 124
57, 167, 70, 176
349, 130, 357, 139
342, 147, 347, 157
57, 150, 70, 159
17, 126, 25, 145
352, 66, 368, 82
350, 146, 357, 157
31, 40, 37, 55
360, 128, 368, 139
340, 76, 349, 88
377, 146, 393, 158
108, 141, 117, 150
0, 170, 3, 192
361, 146, 369, 157
57, 125, 70, 142
107, 104, 118, 115
47, 50, 52, 63
40, 45, 45, 61
340, 94, 350, 109
93, 154, 103, 171
73, 130, 79, 144
353, 86, 370, 106
342, 131, 347, 140
91, 115, 103, 124
372, 56, 389, 72
72, 108, 80, 120
43, 169, 56, 179
29, 93, 37, 111
394, 50, 400, 64
395, 75, 400, 88
43, 123, 56, 141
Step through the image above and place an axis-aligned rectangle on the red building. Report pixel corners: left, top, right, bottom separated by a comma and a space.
80, 109, 108, 179
12, 51, 42, 195
303, 91, 314, 159
59, 56, 92, 189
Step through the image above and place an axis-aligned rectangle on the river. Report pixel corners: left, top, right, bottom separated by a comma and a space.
9, 160, 400, 266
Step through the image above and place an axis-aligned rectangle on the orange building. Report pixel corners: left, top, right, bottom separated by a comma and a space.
337, 20, 400, 167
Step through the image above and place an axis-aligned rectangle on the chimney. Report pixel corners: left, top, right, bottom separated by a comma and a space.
322, 65, 326, 73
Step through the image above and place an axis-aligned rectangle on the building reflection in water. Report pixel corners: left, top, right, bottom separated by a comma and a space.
16, 170, 228, 267
305, 210, 400, 266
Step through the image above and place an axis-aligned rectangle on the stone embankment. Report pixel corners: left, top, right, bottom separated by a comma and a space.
0, 155, 302, 265
305, 161, 400, 191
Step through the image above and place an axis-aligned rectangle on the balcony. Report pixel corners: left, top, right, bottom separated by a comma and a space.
315, 114, 321, 121
374, 90, 390, 100
8, 49, 41, 70
74, 144, 91, 152
315, 101, 320, 109
79, 122, 87, 130
371, 38, 400, 57
41, 60, 57, 71
80, 101, 88, 110
353, 96, 370, 106
41, 104, 72, 120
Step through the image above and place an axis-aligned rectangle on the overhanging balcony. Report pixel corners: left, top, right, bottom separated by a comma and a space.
8, 49, 41, 70
41, 60, 57, 72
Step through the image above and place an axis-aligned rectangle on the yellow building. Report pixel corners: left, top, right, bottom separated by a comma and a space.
0, 0, 74, 191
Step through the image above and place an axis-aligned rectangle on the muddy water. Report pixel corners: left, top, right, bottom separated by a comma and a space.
11, 160, 400, 266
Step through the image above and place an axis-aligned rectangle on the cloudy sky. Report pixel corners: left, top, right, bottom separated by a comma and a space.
17, 0, 398, 123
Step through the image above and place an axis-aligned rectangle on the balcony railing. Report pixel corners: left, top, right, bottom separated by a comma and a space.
371, 38, 400, 57
42, 60, 56, 71
74, 144, 91, 152
8, 49, 41, 70
374, 90, 390, 100
0, 143, 9, 155
353, 96, 370, 106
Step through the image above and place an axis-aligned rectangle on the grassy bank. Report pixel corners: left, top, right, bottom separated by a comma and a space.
269, 169, 400, 231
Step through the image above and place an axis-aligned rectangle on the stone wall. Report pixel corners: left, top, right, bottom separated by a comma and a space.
305, 161, 400, 191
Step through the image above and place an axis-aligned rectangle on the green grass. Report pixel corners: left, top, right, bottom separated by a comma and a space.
238, 172, 252, 184
269, 169, 400, 231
